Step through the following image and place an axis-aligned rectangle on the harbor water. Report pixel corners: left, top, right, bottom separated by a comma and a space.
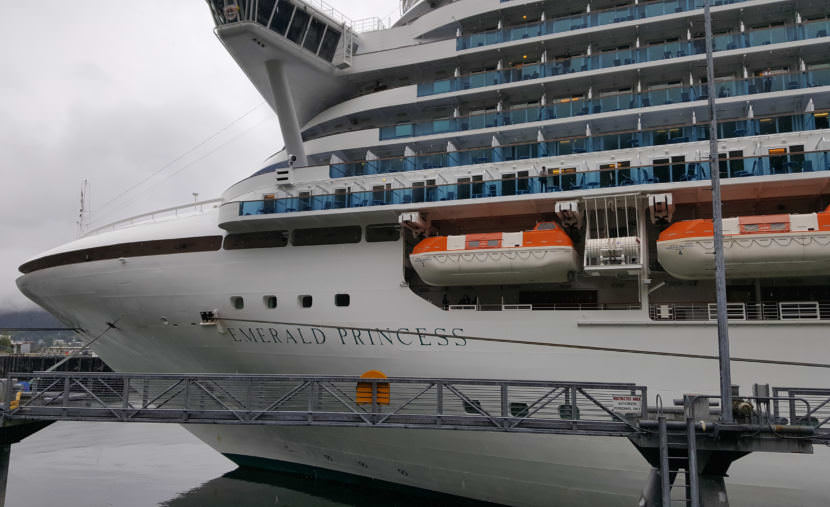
5, 422, 494, 506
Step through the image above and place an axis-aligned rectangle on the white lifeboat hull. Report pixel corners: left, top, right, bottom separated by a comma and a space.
657, 232, 830, 280
410, 246, 579, 286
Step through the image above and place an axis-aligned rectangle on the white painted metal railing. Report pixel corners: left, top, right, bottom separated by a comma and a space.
447, 304, 641, 312
82, 199, 223, 238
707, 303, 746, 321
779, 302, 821, 320
650, 302, 830, 322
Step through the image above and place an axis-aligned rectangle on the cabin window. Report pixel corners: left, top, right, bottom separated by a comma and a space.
258, 0, 278, 27
271, 0, 293, 35
334, 188, 349, 208
412, 181, 426, 202
366, 224, 401, 242
412, 179, 436, 202
457, 177, 471, 200
536, 223, 557, 231
292, 226, 362, 246
299, 295, 313, 308
335, 294, 350, 307
286, 9, 310, 44
264, 296, 278, 309
487, 240, 499, 247
517, 171, 530, 193
318, 28, 341, 62
231, 296, 244, 310
600, 161, 629, 186
558, 167, 577, 190
224, 231, 289, 250
719, 151, 744, 178
770, 223, 788, 231
298, 191, 312, 211
263, 194, 276, 214
743, 224, 760, 232
502, 173, 516, 196
371, 184, 391, 205
468, 241, 480, 248
303, 19, 326, 53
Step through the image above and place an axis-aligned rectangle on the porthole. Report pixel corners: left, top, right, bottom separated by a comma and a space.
335, 294, 350, 307
264, 295, 277, 309
230, 296, 244, 310
299, 295, 313, 308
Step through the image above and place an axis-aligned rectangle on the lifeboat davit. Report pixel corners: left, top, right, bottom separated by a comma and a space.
657, 206, 830, 280
410, 222, 579, 286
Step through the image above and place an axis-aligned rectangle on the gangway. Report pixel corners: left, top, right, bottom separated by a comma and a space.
0, 372, 828, 507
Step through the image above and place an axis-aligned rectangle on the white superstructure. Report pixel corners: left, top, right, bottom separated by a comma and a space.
16, 0, 830, 505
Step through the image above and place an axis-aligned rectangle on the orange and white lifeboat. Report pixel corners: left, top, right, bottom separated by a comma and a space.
657, 206, 830, 280
410, 222, 579, 286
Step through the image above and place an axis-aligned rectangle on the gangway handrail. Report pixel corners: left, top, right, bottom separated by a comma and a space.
2, 372, 829, 507
4, 373, 828, 439
2, 372, 648, 436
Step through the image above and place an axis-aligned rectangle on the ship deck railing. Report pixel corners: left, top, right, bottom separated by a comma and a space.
83, 198, 223, 238
458, 0, 750, 51
446, 303, 642, 312
383, 68, 830, 141
423, 18, 830, 96
332, 111, 826, 180
207, 0, 387, 34
238, 146, 830, 218
649, 301, 830, 322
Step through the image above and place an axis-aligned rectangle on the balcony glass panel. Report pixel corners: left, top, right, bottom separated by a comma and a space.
457, 0, 751, 51
379, 67, 827, 144
345, 112, 818, 179
804, 19, 830, 39
426, 20, 819, 97
243, 146, 830, 217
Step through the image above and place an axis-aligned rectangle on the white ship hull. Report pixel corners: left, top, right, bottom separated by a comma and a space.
16, 213, 830, 506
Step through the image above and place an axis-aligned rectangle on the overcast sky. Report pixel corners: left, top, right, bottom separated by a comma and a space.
1, 0, 395, 310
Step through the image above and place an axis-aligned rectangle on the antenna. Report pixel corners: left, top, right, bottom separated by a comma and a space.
77, 179, 91, 237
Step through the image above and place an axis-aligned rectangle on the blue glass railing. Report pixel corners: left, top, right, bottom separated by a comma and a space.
239, 148, 830, 216
381, 69, 830, 141
420, 19, 830, 97
339, 112, 825, 177
459, 0, 751, 51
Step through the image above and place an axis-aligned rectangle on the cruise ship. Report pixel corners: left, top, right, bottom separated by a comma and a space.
16, 0, 830, 504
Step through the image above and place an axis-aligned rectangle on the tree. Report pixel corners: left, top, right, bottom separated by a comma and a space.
0, 336, 12, 353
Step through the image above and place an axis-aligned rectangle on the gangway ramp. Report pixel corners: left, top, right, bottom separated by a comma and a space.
1, 372, 829, 507
1, 373, 645, 436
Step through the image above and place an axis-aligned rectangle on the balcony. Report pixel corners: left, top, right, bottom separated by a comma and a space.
381, 69, 830, 141
237, 147, 830, 217
458, 0, 749, 51
420, 19, 830, 97
340, 111, 828, 178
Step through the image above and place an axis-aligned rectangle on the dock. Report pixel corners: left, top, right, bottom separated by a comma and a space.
0, 372, 827, 506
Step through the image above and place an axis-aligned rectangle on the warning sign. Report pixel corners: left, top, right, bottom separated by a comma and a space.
610, 395, 643, 414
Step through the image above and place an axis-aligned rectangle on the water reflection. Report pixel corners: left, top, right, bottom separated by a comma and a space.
162, 467, 500, 507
